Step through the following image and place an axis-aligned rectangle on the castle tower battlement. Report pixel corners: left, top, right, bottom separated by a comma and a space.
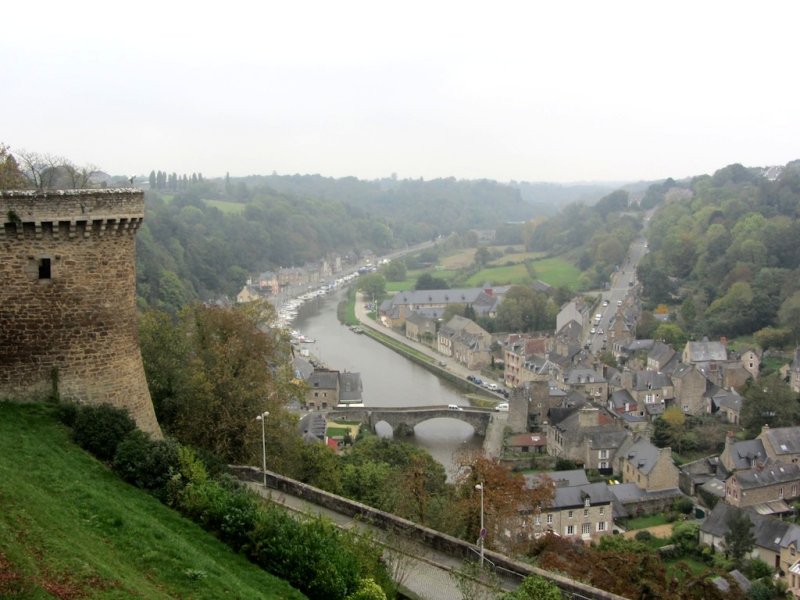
1, 189, 161, 436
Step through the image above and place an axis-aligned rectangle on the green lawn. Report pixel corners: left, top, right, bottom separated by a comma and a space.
465, 264, 532, 286
0, 402, 305, 600
623, 514, 671, 530
528, 257, 581, 289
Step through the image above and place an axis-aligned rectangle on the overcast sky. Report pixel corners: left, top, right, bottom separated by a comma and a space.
4, 1, 799, 183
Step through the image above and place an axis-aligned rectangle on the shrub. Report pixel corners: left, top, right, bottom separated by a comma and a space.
673, 497, 694, 515
113, 430, 180, 499
55, 402, 79, 427
634, 530, 654, 542
72, 404, 136, 461
503, 573, 562, 600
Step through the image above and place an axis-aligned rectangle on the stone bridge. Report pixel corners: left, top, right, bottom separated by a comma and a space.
327, 405, 493, 436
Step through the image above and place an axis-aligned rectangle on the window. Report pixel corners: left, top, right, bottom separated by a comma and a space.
584, 497, 590, 507
599, 449, 608, 459
583, 509, 589, 518
566, 525, 574, 536
599, 507, 604, 516
568, 510, 573, 519
38, 257, 51, 280
534, 515, 541, 525
599, 461, 608, 469
582, 523, 591, 535
598, 521, 606, 532
779, 487, 784, 499
546, 514, 553, 525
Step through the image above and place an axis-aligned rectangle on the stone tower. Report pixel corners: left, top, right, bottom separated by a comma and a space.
0, 189, 161, 436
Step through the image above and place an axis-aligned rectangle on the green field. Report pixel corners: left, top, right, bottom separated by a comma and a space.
465, 264, 532, 286
529, 257, 581, 288
0, 402, 305, 599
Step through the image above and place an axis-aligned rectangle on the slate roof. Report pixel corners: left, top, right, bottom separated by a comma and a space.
609, 389, 636, 412
701, 503, 795, 553
338, 372, 363, 402
712, 389, 743, 412
389, 288, 499, 315
685, 337, 727, 362
308, 370, 339, 389
526, 469, 590, 488
624, 339, 655, 353
565, 368, 605, 385
762, 426, 800, 457
731, 462, 800, 490
622, 438, 661, 475
648, 341, 675, 366
551, 482, 614, 509
726, 439, 767, 470
632, 370, 672, 391
405, 310, 439, 325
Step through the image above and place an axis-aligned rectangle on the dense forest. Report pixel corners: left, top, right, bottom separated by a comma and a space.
636, 161, 800, 345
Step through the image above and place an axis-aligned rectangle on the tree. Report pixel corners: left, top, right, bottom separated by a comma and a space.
724, 508, 755, 566
0, 144, 27, 189
138, 302, 296, 463
414, 273, 448, 290
382, 259, 406, 282
474, 246, 491, 267
740, 374, 800, 438
502, 574, 561, 599
358, 273, 386, 302
779, 291, 800, 344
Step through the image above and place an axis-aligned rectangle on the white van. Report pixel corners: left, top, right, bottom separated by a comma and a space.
494, 402, 509, 412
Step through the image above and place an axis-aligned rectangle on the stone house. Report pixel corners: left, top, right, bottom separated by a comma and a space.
555, 297, 592, 334
256, 270, 279, 293
646, 341, 676, 372
682, 337, 728, 367
700, 503, 800, 573
436, 315, 492, 367
304, 369, 363, 409
236, 284, 266, 304
759, 425, 800, 464
503, 334, 553, 388
720, 431, 767, 475
724, 463, 800, 513
404, 311, 438, 345
617, 369, 673, 413
737, 348, 762, 381
563, 367, 608, 401
507, 432, 547, 454
534, 482, 615, 542
617, 437, 680, 492
671, 363, 712, 415
710, 389, 743, 424
546, 406, 629, 471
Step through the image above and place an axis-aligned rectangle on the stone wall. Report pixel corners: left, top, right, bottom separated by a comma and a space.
0, 189, 161, 436
231, 465, 628, 600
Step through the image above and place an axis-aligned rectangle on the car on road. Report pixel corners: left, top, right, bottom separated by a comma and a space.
485, 382, 499, 391
438, 360, 447, 367
466, 375, 476, 382
494, 402, 509, 412
448, 404, 463, 411
602, 300, 609, 306
590, 327, 596, 334
617, 300, 623, 306
598, 328, 604, 335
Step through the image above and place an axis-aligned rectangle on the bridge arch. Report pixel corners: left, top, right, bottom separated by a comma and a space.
328, 406, 491, 437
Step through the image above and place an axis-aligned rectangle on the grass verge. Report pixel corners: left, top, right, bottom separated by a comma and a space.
0, 402, 305, 600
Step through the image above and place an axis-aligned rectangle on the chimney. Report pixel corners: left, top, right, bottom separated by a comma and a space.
725, 430, 735, 450
761, 424, 770, 436
578, 407, 600, 428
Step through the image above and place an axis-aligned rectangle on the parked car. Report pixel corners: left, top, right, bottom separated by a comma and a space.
494, 402, 509, 412
485, 383, 499, 391
466, 375, 476, 382
448, 404, 463, 411
474, 378, 483, 385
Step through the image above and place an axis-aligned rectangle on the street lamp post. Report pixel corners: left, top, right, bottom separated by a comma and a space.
475, 483, 485, 567
256, 411, 269, 487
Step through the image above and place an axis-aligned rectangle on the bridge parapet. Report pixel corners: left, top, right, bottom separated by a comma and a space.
327, 406, 492, 436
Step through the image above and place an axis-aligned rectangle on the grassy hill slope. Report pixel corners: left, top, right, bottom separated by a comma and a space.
0, 402, 306, 599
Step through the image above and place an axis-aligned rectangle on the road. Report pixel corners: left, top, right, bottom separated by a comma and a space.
586, 211, 654, 355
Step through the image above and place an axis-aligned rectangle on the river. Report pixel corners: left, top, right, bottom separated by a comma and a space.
292, 288, 483, 478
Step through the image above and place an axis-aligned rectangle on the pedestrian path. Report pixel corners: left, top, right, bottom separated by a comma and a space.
246, 481, 499, 600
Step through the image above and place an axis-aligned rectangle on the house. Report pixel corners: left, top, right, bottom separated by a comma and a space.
720, 431, 767, 474
671, 363, 712, 415
405, 311, 438, 345
304, 369, 363, 409
546, 406, 629, 471
683, 337, 728, 367
437, 315, 492, 369
507, 432, 547, 454
700, 502, 800, 574
737, 348, 762, 381
759, 425, 800, 464
617, 437, 680, 492
555, 297, 592, 334
534, 482, 615, 542
724, 462, 800, 514
710, 389, 744, 424
647, 341, 676, 372
236, 284, 266, 304
381, 287, 500, 327
503, 334, 554, 388
617, 369, 673, 411
563, 367, 608, 401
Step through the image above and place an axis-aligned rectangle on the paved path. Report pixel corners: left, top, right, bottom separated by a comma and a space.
246, 481, 503, 600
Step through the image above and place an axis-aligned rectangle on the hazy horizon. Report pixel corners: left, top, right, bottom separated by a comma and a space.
5, 1, 799, 183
